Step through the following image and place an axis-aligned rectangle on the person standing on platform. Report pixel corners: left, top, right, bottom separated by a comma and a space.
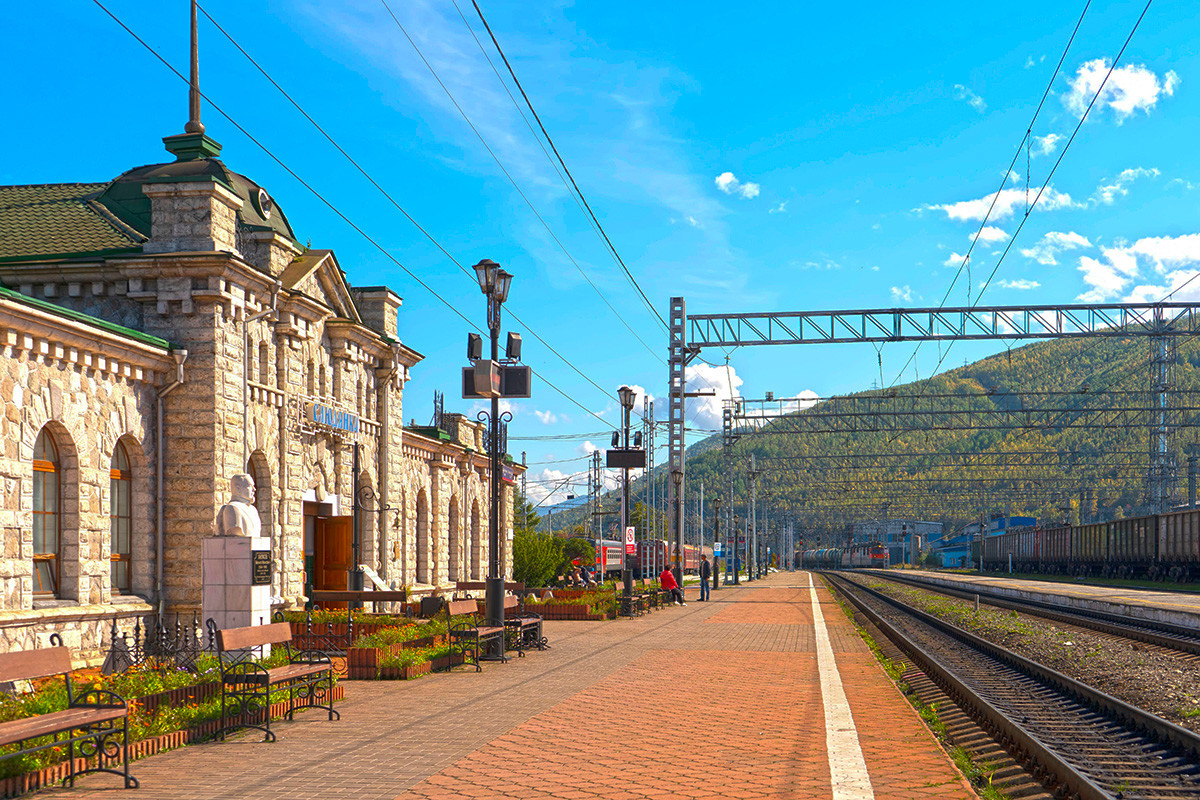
699, 554, 711, 601
660, 566, 685, 606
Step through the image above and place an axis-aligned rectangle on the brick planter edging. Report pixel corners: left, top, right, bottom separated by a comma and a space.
0, 685, 344, 799
346, 635, 445, 680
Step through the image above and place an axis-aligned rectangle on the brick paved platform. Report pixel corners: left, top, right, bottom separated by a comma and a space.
53, 573, 974, 800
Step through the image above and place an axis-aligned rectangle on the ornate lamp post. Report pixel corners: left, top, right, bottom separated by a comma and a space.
472, 259, 513, 655
618, 385, 636, 601
711, 496, 721, 590
350, 441, 397, 611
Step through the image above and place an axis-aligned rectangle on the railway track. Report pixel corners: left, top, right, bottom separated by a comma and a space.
866, 570, 1200, 661
823, 572, 1200, 800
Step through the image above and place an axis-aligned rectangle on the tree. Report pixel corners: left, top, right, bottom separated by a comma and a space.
514, 493, 541, 535
512, 529, 563, 588
561, 537, 596, 572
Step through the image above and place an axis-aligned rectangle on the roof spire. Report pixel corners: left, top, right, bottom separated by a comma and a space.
184, 0, 204, 135
163, 0, 222, 161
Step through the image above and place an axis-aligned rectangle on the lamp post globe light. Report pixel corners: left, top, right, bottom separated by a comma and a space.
472, 259, 515, 657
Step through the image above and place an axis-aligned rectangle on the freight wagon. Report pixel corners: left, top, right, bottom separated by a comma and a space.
978, 510, 1200, 581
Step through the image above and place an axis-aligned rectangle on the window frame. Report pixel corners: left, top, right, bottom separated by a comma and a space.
32, 430, 60, 597
110, 442, 133, 594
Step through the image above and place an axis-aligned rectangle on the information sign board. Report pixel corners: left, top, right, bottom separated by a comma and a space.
624, 526, 635, 555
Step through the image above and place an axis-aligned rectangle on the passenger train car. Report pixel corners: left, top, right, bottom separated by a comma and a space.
978, 507, 1200, 581
800, 542, 887, 570
594, 538, 703, 579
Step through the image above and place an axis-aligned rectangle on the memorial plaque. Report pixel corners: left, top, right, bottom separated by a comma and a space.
251, 551, 273, 585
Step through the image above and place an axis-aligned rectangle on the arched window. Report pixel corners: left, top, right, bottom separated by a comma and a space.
258, 341, 269, 385
306, 359, 315, 396
110, 442, 132, 594
32, 429, 60, 596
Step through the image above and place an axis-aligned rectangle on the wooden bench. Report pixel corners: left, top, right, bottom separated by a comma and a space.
445, 599, 506, 671
0, 636, 137, 790
503, 595, 547, 654
454, 581, 526, 596
213, 622, 339, 742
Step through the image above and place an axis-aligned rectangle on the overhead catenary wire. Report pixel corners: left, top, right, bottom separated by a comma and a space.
376, 0, 665, 363
92, 0, 621, 432
888, 0, 1093, 387
469, 0, 669, 334
194, 2, 645, 427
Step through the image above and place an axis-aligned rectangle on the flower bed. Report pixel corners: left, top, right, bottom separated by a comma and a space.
0, 685, 344, 799
370, 645, 466, 680
0, 653, 342, 797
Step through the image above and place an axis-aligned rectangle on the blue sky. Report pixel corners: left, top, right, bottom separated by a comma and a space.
3, 0, 1198, 507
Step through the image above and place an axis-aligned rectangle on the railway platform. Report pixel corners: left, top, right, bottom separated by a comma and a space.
55, 572, 972, 800
867, 569, 1200, 629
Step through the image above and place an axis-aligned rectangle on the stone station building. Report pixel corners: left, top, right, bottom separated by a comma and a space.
0, 120, 518, 658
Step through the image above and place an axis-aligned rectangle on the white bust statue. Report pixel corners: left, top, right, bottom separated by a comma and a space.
216, 474, 262, 538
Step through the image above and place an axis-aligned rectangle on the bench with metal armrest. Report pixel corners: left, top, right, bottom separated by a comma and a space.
445, 598, 507, 671
210, 621, 339, 742
0, 635, 137, 791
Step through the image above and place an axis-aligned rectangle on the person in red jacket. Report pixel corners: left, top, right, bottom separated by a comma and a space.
660, 566, 685, 606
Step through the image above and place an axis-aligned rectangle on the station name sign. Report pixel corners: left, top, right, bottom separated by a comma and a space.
304, 401, 359, 434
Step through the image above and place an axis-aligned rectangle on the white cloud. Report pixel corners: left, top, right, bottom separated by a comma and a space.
943, 251, 968, 267
1094, 167, 1160, 205
891, 285, 914, 303
714, 171, 761, 199
976, 226, 1009, 243
954, 84, 987, 113
534, 410, 558, 425
1020, 231, 1092, 265
1073, 233, 1200, 302
686, 215, 701, 228
1024, 55, 1044, 69
926, 185, 1078, 222
1063, 59, 1180, 123
996, 279, 1041, 290
577, 441, 601, 456
683, 362, 743, 428
769, 201, 788, 214
1032, 133, 1062, 156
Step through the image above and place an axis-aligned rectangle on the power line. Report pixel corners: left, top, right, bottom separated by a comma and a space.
889, 0, 1093, 387
469, 0, 669, 333
93, 0, 621, 432
195, 4, 642, 428
376, 0, 665, 362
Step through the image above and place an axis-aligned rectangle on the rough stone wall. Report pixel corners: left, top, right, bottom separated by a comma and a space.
0, 303, 169, 655
142, 182, 242, 255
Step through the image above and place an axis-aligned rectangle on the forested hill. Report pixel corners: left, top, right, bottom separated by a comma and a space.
538, 334, 1200, 539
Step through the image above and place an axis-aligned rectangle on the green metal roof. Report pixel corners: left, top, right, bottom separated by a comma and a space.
0, 157, 299, 262
95, 158, 298, 244
0, 283, 172, 351
0, 184, 144, 260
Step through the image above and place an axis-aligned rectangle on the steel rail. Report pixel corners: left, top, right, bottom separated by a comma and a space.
868, 570, 1200, 656
823, 572, 1200, 799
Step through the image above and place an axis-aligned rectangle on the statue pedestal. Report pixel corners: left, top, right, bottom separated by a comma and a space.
202, 536, 273, 634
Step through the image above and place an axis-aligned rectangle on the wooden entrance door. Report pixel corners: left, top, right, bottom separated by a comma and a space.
314, 516, 352, 607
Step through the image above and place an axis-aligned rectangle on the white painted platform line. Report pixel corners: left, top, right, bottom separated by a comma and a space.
809, 572, 875, 800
